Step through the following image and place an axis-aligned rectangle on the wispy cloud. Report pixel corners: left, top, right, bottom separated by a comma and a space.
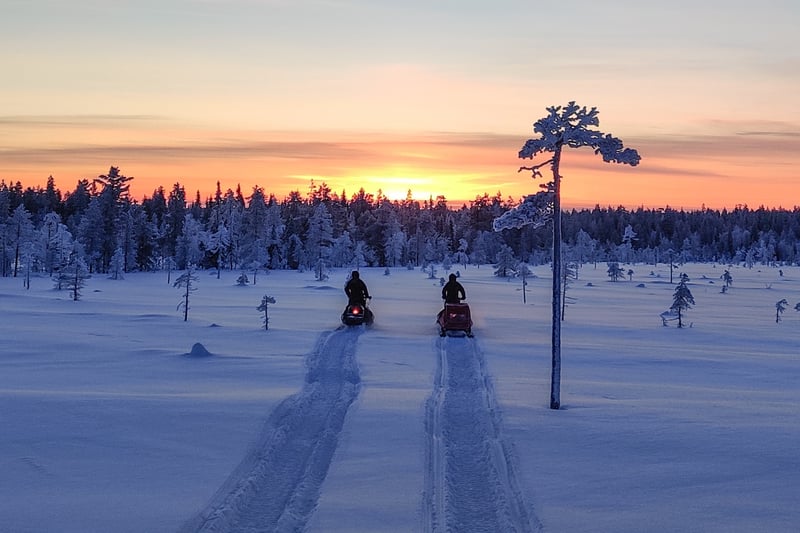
0, 114, 165, 127
0, 131, 519, 165
627, 131, 800, 160
0, 139, 365, 164
735, 130, 800, 138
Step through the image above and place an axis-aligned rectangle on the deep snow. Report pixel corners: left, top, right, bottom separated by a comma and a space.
1, 263, 799, 532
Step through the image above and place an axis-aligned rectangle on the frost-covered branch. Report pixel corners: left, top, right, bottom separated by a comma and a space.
517, 158, 553, 179
518, 101, 641, 167
492, 191, 553, 231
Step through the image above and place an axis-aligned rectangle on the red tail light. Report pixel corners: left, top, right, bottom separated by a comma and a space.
352, 307, 361, 315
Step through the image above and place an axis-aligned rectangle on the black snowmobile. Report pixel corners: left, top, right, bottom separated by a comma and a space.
341, 298, 374, 326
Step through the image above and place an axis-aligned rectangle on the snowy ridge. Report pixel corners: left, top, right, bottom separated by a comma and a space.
179, 327, 362, 533
423, 336, 541, 533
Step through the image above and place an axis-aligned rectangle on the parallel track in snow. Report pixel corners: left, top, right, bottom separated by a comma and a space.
180, 327, 362, 533
423, 335, 540, 533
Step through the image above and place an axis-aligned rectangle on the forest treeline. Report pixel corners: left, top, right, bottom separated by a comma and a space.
2, 167, 799, 278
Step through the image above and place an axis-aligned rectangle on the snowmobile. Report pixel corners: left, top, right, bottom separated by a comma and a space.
341, 298, 374, 326
437, 301, 473, 337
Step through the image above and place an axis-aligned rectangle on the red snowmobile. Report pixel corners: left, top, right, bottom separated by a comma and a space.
437, 301, 473, 337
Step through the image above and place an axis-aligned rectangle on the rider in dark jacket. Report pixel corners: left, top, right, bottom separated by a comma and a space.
345, 271, 370, 305
441, 273, 466, 304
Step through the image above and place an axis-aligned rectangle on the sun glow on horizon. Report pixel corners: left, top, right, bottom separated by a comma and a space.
3, 124, 800, 212
343, 170, 479, 204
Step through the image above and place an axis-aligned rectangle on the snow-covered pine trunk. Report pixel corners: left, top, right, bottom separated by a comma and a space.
522, 270, 527, 304
182, 280, 190, 322
72, 262, 80, 301
14, 218, 21, 278
550, 144, 563, 410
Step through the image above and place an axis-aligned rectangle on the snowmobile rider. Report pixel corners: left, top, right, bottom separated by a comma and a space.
345, 270, 371, 305
442, 273, 466, 304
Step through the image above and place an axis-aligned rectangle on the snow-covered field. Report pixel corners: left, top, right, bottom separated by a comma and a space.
2, 262, 799, 532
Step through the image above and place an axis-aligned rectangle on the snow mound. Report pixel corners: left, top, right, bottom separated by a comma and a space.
186, 343, 213, 358
304, 285, 338, 290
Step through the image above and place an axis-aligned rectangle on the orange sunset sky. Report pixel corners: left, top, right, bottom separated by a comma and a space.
2, 1, 799, 210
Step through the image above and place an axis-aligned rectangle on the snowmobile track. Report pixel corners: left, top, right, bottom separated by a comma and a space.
423, 336, 541, 533
180, 327, 362, 533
